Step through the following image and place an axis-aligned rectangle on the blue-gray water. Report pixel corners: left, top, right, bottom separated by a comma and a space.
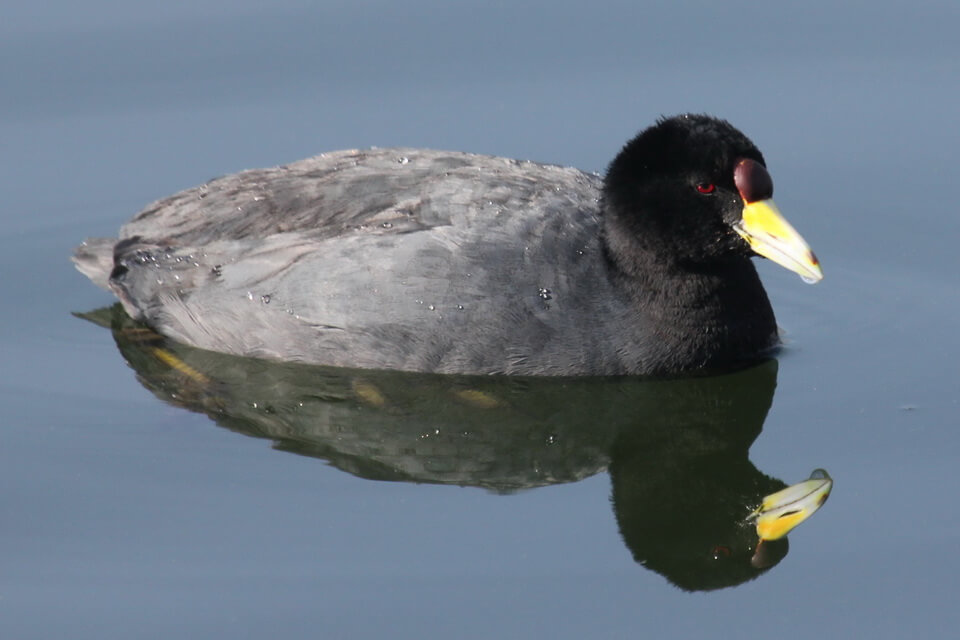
2, 0, 958, 637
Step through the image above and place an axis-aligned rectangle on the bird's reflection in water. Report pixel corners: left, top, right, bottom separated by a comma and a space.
79, 305, 831, 591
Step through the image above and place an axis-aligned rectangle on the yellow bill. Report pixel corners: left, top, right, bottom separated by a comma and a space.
735, 199, 823, 283
751, 468, 833, 541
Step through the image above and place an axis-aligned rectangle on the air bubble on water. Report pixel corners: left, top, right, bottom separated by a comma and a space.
808, 468, 831, 480
261, 294, 271, 304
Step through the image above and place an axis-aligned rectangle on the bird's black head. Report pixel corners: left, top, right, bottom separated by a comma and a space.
602, 114, 768, 272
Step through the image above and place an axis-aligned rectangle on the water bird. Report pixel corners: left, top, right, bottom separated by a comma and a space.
74, 114, 821, 375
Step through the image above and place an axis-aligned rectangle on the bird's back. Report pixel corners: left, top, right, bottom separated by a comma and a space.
75, 148, 637, 374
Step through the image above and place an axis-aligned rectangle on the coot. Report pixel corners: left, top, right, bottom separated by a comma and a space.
73, 114, 821, 375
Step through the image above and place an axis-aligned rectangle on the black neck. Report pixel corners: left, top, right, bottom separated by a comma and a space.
603, 229, 779, 374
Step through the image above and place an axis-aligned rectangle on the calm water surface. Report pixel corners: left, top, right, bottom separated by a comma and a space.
2, 1, 959, 638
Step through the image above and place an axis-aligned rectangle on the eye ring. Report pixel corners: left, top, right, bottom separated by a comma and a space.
695, 183, 716, 194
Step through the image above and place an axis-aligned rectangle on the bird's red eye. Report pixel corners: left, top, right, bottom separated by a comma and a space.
696, 183, 716, 194
711, 544, 731, 559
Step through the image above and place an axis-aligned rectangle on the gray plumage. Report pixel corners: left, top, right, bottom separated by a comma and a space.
75, 148, 649, 375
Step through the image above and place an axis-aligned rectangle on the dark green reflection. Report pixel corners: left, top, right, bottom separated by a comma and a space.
78, 305, 823, 591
